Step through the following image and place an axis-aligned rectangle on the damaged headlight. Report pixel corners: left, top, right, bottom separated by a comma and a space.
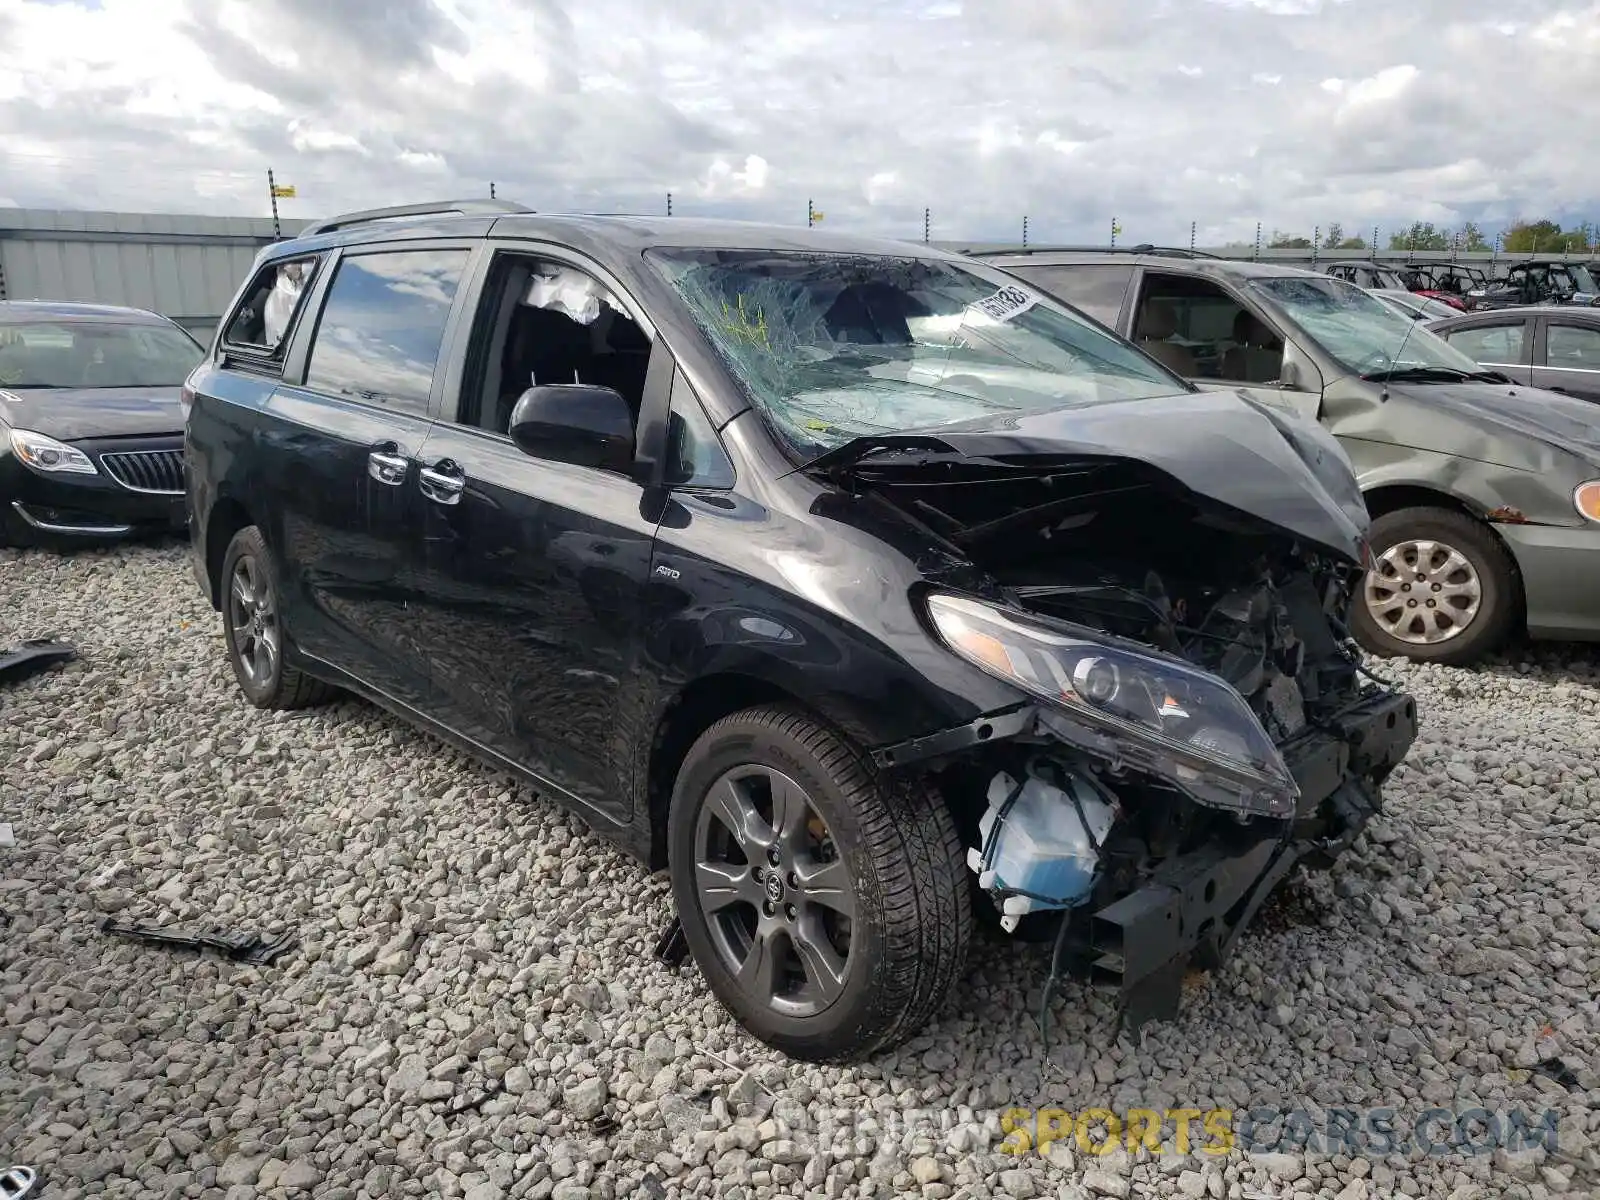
925, 592, 1298, 817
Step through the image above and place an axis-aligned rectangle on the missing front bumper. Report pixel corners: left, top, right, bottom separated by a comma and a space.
1089, 687, 1416, 1030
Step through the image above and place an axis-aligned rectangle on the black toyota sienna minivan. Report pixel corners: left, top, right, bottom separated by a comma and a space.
185, 200, 1417, 1062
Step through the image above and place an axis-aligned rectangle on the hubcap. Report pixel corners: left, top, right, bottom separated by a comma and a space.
1363, 538, 1482, 645
693, 766, 856, 1018
228, 554, 279, 685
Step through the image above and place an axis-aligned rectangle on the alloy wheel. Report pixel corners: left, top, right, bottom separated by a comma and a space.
228, 553, 280, 685
1363, 537, 1482, 645
692, 765, 856, 1018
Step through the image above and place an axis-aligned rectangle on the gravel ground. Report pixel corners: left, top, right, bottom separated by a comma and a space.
3, 539, 1598, 1200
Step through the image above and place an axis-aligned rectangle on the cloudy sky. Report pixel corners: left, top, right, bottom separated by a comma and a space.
1, 0, 1597, 244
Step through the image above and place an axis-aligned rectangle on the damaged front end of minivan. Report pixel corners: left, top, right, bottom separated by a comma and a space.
816, 399, 1419, 1029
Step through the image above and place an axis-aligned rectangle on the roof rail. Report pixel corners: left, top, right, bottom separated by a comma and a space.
300, 198, 534, 237
972, 243, 1221, 260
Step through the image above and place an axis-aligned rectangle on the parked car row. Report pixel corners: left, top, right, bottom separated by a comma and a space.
1323, 257, 1600, 314
8, 199, 1599, 1062
983, 245, 1600, 665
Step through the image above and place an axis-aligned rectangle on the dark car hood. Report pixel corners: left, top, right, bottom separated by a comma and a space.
0, 386, 184, 441
804, 389, 1370, 563
1387, 380, 1600, 464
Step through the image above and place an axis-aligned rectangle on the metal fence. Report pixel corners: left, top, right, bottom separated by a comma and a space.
4, 205, 1596, 343
0, 208, 309, 343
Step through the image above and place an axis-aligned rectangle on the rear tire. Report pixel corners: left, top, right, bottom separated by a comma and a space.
667, 706, 970, 1063
1351, 506, 1517, 666
220, 525, 335, 709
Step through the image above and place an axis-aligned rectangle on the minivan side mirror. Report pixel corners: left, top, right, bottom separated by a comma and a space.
508, 384, 634, 473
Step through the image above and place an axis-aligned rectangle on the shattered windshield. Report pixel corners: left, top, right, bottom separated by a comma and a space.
1251, 275, 1484, 378
647, 248, 1188, 460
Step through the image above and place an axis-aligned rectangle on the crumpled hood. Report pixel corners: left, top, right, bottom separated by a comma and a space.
806, 388, 1370, 563
0, 386, 184, 442
1386, 380, 1600, 466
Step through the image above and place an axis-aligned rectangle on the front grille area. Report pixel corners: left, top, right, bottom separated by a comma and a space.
100, 449, 184, 494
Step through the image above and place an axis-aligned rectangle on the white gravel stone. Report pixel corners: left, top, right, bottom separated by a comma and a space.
5, 541, 1600, 1200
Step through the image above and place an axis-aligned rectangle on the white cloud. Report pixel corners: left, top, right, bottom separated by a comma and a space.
288, 121, 368, 155
1341, 64, 1418, 109
0, 0, 1596, 243
864, 171, 899, 205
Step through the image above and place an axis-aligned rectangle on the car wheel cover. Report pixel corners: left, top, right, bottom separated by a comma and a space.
692, 764, 856, 1018
228, 552, 280, 685
1363, 537, 1483, 645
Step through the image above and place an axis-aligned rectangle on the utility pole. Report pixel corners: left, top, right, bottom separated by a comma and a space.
1189, 221, 1197, 252
667, 192, 673, 216
1371, 226, 1379, 260
808, 198, 814, 228
267, 169, 282, 239
1312, 226, 1320, 267
1253, 221, 1262, 261
490, 181, 496, 199
923, 207, 930, 244
1022, 215, 1028, 248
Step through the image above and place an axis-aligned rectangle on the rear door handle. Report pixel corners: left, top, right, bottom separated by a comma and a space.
368, 447, 410, 486
419, 460, 466, 506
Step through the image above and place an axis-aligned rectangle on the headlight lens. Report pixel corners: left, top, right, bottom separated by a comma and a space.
8, 428, 98, 475
925, 592, 1298, 817
1576, 481, 1600, 524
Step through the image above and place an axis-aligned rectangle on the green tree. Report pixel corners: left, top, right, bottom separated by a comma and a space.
1503, 219, 1564, 253
1458, 222, 1489, 252
1269, 230, 1314, 249
1322, 223, 1345, 249
1336, 235, 1368, 249
1558, 222, 1594, 252
1388, 222, 1450, 251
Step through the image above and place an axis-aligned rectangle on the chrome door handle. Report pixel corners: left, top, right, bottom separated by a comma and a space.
368, 450, 409, 486
419, 463, 465, 506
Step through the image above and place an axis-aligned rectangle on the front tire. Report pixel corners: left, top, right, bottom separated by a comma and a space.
667, 706, 971, 1063
1351, 506, 1517, 665
220, 525, 334, 709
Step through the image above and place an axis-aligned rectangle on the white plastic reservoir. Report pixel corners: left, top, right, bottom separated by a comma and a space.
966, 760, 1117, 930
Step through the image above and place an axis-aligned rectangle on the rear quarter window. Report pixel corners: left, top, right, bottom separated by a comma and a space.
1000, 264, 1133, 327
222, 255, 323, 366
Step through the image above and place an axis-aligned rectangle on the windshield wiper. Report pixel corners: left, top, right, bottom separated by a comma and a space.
1361, 365, 1503, 384
798, 434, 957, 475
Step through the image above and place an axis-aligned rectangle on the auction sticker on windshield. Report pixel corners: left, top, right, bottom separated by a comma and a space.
971, 283, 1038, 323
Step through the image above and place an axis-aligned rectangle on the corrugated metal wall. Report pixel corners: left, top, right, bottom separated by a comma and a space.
0, 208, 309, 344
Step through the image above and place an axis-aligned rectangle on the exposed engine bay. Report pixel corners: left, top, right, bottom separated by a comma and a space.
840, 450, 1419, 1027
